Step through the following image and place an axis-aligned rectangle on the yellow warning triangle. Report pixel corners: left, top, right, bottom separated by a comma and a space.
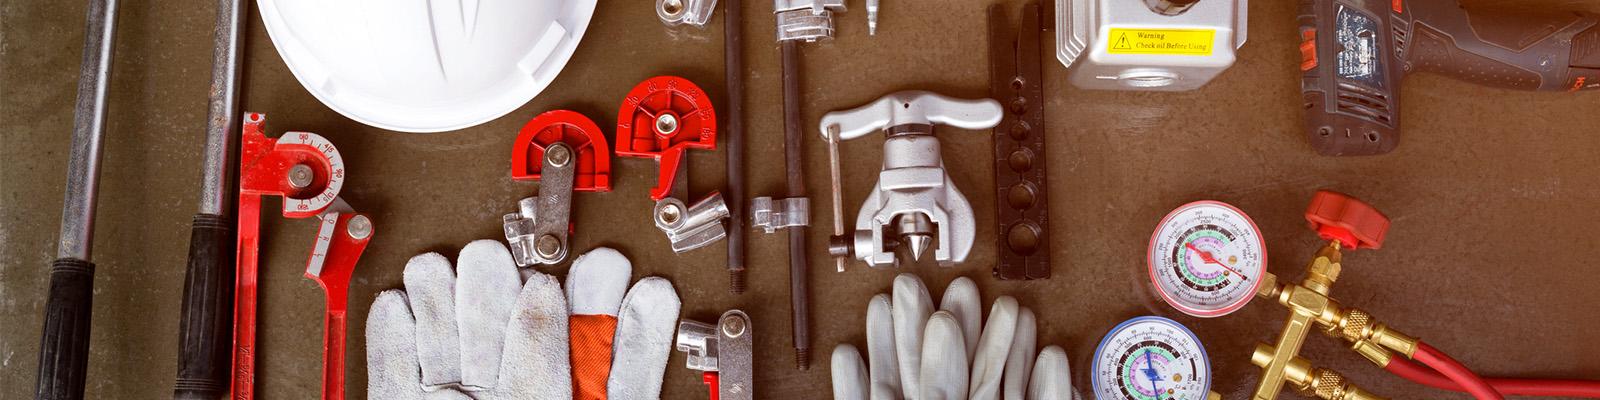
1114, 33, 1132, 50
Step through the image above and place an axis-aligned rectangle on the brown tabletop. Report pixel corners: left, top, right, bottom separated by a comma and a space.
4, 0, 1598, 399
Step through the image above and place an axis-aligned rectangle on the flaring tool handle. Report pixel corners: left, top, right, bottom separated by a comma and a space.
819, 91, 1003, 141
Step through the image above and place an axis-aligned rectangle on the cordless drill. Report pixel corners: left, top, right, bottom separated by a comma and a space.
1300, 0, 1600, 156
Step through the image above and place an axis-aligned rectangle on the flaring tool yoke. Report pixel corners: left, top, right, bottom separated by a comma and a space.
616, 76, 730, 253
821, 91, 1004, 269
505, 110, 612, 267
233, 112, 371, 400
676, 310, 754, 400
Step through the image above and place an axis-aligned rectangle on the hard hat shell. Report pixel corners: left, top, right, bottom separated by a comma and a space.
258, 0, 597, 133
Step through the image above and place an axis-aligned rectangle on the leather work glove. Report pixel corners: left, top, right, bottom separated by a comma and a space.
366, 241, 680, 399
564, 247, 681, 400
830, 274, 1081, 400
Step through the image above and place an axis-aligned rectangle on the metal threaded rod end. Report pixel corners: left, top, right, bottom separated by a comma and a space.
795, 348, 810, 370
729, 269, 747, 294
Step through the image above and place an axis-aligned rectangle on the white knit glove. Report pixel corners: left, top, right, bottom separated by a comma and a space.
830, 274, 1080, 400
366, 240, 571, 399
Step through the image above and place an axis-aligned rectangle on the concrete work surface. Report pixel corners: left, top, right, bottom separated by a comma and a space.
4, 0, 1599, 399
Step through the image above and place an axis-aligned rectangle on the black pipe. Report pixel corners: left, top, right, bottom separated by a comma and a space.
724, 0, 747, 294
780, 39, 811, 370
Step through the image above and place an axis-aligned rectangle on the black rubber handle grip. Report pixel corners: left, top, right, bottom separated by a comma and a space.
173, 214, 234, 400
35, 258, 94, 400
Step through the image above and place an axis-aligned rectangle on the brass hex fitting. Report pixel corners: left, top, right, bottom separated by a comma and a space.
1325, 308, 1420, 357
1251, 345, 1388, 400
1301, 242, 1343, 293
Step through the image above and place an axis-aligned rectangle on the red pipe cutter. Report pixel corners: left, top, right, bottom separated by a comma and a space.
230, 112, 370, 400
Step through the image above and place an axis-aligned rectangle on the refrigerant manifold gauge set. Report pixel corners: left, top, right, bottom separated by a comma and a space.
24, 0, 1600, 399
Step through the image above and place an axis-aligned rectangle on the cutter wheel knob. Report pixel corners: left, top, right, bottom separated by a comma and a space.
512, 110, 612, 192
615, 76, 717, 201
1304, 190, 1390, 250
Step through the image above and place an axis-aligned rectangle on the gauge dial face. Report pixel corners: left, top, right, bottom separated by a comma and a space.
1148, 201, 1266, 317
1092, 316, 1211, 400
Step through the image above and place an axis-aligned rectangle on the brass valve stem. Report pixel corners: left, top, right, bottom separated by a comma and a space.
1252, 345, 1388, 400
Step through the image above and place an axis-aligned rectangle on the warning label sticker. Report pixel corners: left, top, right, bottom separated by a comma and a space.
1107, 28, 1216, 56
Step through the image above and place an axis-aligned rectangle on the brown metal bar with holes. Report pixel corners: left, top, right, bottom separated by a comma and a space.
988, 1, 1052, 280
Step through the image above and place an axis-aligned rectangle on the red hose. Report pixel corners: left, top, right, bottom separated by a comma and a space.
1387, 355, 1600, 398
1408, 343, 1502, 399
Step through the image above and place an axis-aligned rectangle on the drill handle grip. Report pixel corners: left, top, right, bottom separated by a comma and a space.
1403, 1, 1600, 91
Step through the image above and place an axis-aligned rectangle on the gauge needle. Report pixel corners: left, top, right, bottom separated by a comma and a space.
1142, 350, 1161, 395
1185, 242, 1249, 280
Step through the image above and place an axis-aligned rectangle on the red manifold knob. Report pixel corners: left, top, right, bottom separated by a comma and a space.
511, 109, 612, 191
614, 75, 717, 200
1305, 190, 1390, 250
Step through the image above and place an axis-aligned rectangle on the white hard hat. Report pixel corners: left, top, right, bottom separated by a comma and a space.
257, 0, 597, 133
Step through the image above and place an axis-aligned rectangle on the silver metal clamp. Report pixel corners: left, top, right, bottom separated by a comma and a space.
504, 143, 575, 266
750, 197, 809, 233
820, 91, 1002, 269
654, 192, 732, 253
676, 310, 754, 400
672, 312, 752, 400
775, 0, 846, 42
659, 0, 718, 27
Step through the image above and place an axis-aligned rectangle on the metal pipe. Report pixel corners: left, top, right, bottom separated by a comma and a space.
827, 126, 844, 272
174, 0, 244, 397
724, 0, 747, 294
198, 0, 244, 216
56, 0, 118, 261
38, 0, 119, 398
780, 39, 811, 370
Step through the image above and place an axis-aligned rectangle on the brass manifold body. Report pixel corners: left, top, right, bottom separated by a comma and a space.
1250, 241, 1422, 400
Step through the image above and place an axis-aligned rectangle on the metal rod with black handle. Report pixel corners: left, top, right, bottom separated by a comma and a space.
172, 0, 245, 398
37, 0, 119, 398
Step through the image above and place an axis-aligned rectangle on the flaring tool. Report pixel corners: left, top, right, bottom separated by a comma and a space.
1301, 0, 1600, 155
505, 110, 612, 267
232, 113, 371, 400
676, 310, 754, 400
821, 91, 1003, 269
614, 76, 729, 253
